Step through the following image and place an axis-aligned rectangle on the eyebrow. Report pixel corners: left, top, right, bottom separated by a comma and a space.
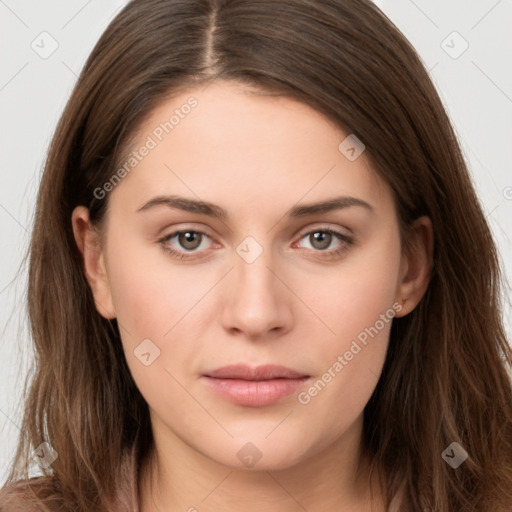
136, 194, 374, 218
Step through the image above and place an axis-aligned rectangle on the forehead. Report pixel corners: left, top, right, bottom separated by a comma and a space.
108, 80, 393, 221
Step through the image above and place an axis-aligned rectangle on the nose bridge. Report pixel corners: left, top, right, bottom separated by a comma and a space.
235, 248, 276, 297
221, 236, 292, 337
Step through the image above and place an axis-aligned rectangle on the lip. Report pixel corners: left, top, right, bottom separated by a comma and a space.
204, 364, 309, 380
202, 364, 311, 407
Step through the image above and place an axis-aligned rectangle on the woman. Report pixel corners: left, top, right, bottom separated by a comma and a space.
1, 0, 512, 510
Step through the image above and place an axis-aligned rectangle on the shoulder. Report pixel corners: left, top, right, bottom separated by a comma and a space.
1, 445, 140, 512
0, 476, 60, 511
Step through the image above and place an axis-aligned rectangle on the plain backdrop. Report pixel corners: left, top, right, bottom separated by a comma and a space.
1, 0, 511, 481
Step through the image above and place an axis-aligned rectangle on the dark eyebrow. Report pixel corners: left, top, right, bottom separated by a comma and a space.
287, 196, 374, 216
136, 195, 374, 218
137, 195, 228, 218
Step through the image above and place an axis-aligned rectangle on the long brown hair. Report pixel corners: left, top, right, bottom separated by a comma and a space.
1, 0, 512, 510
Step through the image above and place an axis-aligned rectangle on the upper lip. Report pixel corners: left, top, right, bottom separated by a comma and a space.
204, 364, 309, 380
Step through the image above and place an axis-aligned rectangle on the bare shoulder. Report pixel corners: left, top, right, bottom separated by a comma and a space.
0, 476, 60, 511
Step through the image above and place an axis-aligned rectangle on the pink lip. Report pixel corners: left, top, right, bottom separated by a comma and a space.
202, 364, 311, 407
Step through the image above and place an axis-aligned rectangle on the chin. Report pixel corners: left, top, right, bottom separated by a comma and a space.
207, 437, 311, 472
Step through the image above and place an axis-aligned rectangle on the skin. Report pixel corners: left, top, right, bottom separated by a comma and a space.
72, 79, 433, 512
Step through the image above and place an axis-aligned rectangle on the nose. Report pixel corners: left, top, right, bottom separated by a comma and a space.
220, 246, 294, 341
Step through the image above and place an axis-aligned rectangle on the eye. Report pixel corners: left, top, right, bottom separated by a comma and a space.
158, 229, 214, 260
294, 227, 353, 258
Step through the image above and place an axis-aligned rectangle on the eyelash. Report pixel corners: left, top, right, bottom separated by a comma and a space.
157, 227, 354, 261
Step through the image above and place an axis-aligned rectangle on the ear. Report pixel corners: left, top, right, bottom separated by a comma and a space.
394, 216, 434, 318
71, 206, 116, 319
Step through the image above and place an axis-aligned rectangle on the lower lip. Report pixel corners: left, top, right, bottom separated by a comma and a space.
202, 376, 310, 407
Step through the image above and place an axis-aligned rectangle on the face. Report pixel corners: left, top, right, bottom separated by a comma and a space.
73, 80, 429, 472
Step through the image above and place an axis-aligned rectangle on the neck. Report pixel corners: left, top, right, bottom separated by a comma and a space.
138, 413, 386, 512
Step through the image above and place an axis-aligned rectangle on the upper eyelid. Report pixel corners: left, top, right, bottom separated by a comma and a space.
295, 223, 352, 238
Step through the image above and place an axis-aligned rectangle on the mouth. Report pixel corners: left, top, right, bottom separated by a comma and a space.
202, 364, 311, 407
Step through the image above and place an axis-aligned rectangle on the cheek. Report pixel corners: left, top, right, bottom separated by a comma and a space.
105, 226, 208, 334
104, 239, 204, 409
293, 229, 401, 415
104, 232, 205, 368
300, 227, 401, 350
107, 250, 173, 339
103, 229, 232, 391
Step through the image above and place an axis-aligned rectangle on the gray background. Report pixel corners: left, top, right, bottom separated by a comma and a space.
1, 0, 511, 480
